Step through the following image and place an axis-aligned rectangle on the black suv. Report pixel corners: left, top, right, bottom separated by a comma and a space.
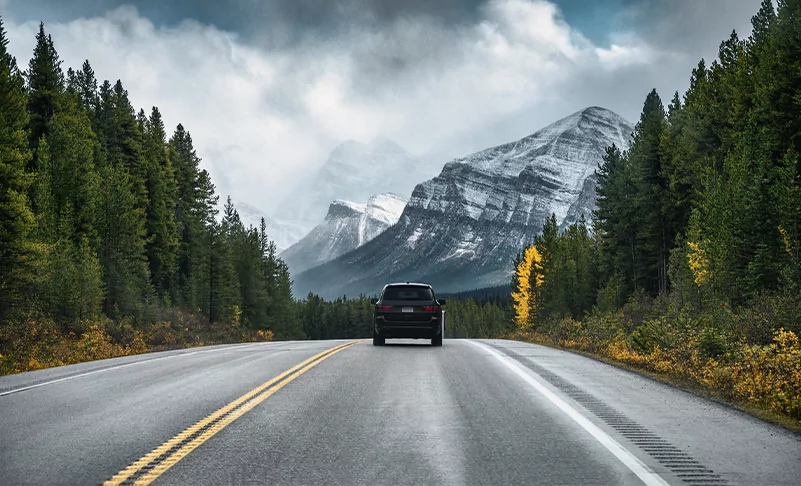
371, 283, 446, 346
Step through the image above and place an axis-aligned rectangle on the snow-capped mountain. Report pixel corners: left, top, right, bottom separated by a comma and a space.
280, 193, 407, 275
231, 201, 308, 253
275, 138, 439, 233
292, 107, 634, 298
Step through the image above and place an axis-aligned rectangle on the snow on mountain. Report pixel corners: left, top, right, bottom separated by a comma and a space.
231, 201, 308, 253
280, 193, 407, 275
275, 138, 439, 234
292, 107, 634, 298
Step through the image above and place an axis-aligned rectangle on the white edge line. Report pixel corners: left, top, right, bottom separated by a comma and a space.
467, 340, 671, 486
0, 341, 279, 397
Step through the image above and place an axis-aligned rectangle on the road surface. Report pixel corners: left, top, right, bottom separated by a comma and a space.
1, 339, 799, 485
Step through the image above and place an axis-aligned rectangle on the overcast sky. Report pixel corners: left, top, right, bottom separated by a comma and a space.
1, 0, 762, 212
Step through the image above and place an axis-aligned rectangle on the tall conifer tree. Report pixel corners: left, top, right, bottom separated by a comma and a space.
26, 23, 63, 163
0, 16, 35, 319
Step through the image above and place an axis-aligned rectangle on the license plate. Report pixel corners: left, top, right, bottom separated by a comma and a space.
402, 307, 414, 313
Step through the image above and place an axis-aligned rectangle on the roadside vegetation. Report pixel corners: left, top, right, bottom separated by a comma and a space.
511, 0, 801, 426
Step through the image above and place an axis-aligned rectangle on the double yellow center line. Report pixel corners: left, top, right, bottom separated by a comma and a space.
105, 340, 360, 486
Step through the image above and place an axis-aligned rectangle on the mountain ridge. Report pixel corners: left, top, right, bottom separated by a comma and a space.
292, 106, 634, 299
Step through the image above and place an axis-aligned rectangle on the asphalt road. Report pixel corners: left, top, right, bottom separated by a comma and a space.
1, 339, 799, 485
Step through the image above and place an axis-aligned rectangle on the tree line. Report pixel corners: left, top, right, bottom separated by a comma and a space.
0, 19, 303, 343
512, 0, 801, 343
296, 293, 513, 340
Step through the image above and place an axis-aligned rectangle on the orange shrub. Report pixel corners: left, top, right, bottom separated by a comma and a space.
509, 321, 801, 421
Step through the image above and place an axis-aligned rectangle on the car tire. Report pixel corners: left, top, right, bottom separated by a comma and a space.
373, 335, 385, 346
431, 333, 442, 347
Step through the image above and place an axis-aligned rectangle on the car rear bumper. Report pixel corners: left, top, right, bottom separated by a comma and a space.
374, 314, 442, 339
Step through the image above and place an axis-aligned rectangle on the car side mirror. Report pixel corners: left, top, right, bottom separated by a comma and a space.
370, 298, 378, 305
438, 299, 447, 305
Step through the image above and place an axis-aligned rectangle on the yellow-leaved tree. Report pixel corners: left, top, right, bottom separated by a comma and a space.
687, 240, 711, 286
512, 244, 543, 329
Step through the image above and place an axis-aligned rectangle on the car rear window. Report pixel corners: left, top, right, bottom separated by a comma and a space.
382, 286, 434, 301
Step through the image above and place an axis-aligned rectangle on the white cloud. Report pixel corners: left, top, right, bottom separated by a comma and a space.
3, 0, 735, 213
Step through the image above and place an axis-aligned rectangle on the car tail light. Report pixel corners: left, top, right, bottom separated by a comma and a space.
423, 306, 440, 311
377, 305, 392, 311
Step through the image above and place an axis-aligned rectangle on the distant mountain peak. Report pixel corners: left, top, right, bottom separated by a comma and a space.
580, 105, 614, 115
451, 105, 632, 181
327, 199, 366, 219
280, 192, 408, 275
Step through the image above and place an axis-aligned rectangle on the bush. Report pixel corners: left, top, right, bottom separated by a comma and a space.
0, 309, 275, 376
631, 317, 673, 354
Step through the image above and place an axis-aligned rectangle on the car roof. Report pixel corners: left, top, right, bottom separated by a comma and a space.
383, 282, 432, 288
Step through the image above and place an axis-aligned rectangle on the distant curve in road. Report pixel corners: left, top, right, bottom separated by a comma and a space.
1, 339, 799, 485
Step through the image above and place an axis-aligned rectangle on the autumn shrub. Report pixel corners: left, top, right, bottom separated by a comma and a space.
729, 329, 801, 418
509, 295, 801, 423
581, 311, 627, 351
631, 317, 674, 354
0, 309, 275, 375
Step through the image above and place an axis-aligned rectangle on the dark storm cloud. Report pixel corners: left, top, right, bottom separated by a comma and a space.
4, 0, 485, 45
619, 0, 763, 52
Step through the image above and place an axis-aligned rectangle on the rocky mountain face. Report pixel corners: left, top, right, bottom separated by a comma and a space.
274, 138, 439, 235
292, 107, 634, 299
280, 193, 407, 275
232, 201, 308, 253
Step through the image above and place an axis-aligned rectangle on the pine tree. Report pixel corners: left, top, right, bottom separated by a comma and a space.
26, 22, 64, 162
660, 92, 695, 236
143, 106, 179, 300
560, 217, 597, 318
65, 67, 77, 93
186, 169, 218, 315
206, 197, 241, 323
46, 103, 99, 245
595, 143, 638, 304
96, 162, 152, 317
234, 226, 266, 328
75, 60, 98, 114
0, 16, 35, 319
169, 124, 217, 309
209, 217, 240, 324
535, 214, 565, 317
98, 81, 147, 210
750, 0, 777, 48
628, 89, 669, 294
